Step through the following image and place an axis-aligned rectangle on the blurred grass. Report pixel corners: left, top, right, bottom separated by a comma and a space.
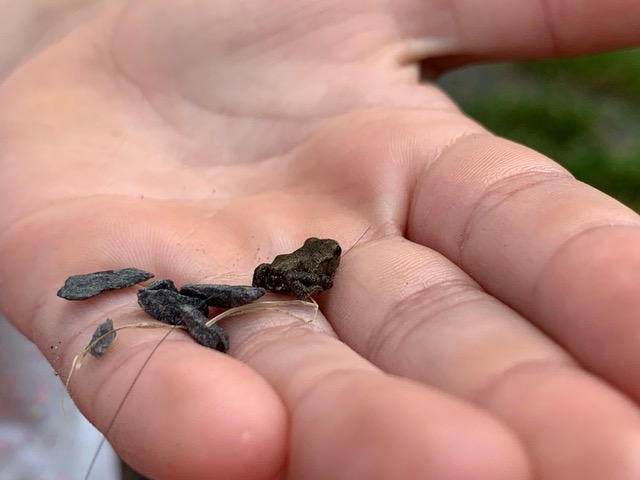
439, 48, 640, 211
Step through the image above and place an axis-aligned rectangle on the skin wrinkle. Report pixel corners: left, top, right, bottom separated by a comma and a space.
110, 5, 403, 119
102, 4, 436, 137
462, 356, 640, 480
234, 329, 388, 438
241, 2, 369, 57
457, 170, 574, 270
329, 235, 579, 390
105, 19, 185, 146
536, 0, 563, 56
365, 278, 577, 403
284, 363, 530, 480
365, 277, 486, 363
395, 129, 425, 240
232, 321, 339, 367
404, 128, 486, 242
287, 367, 379, 417
103, 20, 380, 166
530, 224, 640, 356
471, 357, 579, 408
106, 7, 314, 167
533, 223, 640, 310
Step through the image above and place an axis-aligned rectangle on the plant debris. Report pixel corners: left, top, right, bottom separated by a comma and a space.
180, 284, 266, 307
88, 319, 116, 358
68, 238, 347, 480
205, 298, 319, 327
57, 267, 154, 300
57, 237, 342, 358
137, 287, 208, 325
144, 279, 178, 291
69, 322, 184, 379
178, 304, 230, 352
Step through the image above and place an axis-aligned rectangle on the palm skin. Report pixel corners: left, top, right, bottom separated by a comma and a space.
2, 1, 640, 479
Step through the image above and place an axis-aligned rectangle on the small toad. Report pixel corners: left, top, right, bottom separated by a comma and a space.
252, 237, 342, 299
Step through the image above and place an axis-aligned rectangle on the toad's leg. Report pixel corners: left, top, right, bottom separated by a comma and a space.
287, 272, 333, 299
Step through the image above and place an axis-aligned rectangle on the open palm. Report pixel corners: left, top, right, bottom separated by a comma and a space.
2, 1, 640, 479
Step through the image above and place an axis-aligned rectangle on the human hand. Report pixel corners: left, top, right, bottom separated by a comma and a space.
1, 1, 640, 479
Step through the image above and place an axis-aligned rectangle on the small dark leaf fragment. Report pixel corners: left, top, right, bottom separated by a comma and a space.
137, 288, 208, 325
144, 279, 178, 292
57, 268, 154, 300
180, 284, 266, 308
88, 318, 116, 358
177, 305, 229, 353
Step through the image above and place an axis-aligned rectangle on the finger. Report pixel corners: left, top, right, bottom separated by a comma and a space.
391, 0, 640, 63
225, 308, 530, 480
0, 203, 290, 480
406, 133, 640, 402
326, 236, 640, 479
69, 323, 287, 480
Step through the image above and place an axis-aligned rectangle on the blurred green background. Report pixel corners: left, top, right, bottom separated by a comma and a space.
438, 48, 640, 212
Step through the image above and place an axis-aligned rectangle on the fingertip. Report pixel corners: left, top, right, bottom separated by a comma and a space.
86, 344, 287, 480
